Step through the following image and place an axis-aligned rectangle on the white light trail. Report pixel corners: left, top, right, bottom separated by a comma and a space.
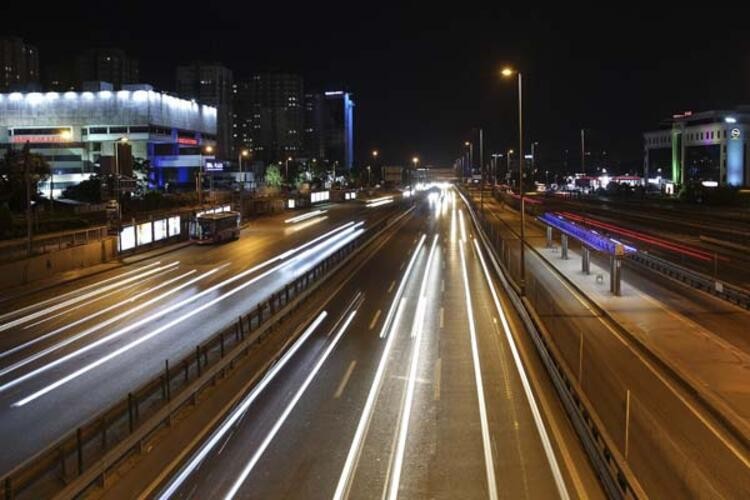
451, 203, 457, 242
0, 268, 210, 375
157, 311, 328, 500
333, 298, 406, 500
366, 199, 394, 208
387, 234, 439, 500
0, 262, 179, 333
472, 237, 569, 500
459, 209, 468, 242
378, 235, 426, 339
0, 261, 163, 323
284, 209, 328, 224
10, 224, 362, 405
459, 241, 498, 500
367, 196, 394, 204
224, 309, 357, 500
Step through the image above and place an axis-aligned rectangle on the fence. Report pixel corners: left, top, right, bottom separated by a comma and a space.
1, 209, 402, 500
0, 226, 109, 264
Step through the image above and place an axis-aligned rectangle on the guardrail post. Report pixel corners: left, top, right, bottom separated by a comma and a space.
610, 254, 623, 296
4, 477, 12, 500
165, 360, 171, 401
101, 416, 107, 451
561, 234, 569, 260
196, 346, 201, 377
220, 332, 225, 358
76, 428, 83, 475
59, 447, 67, 480
546, 226, 553, 248
582, 247, 591, 275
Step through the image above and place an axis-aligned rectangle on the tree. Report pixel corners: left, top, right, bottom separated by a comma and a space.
132, 157, 154, 196
63, 177, 102, 203
0, 145, 51, 211
265, 165, 283, 188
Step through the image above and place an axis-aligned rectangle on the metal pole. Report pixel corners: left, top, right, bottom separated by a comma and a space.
581, 128, 585, 175
518, 73, 526, 295
25, 148, 32, 257
480, 128, 484, 212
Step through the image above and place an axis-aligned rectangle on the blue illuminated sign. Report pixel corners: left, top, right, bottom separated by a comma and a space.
538, 213, 636, 255
727, 128, 743, 186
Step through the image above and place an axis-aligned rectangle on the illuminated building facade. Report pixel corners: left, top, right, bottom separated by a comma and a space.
0, 86, 217, 196
304, 90, 355, 170
644, 109, 749, 187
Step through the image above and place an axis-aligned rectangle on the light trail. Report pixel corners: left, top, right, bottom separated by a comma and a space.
156, 311, 329, 500
387, 234, 439, 500
224, 309, 358, 500
459, 241, 498, 500
367, 199, 394, 208
333, 298, 407, 500
472, 237, 570, 500
459, 209, 468, 242
0, 261, 163, 323
10, 224, 363, 405
0, 267, 220, 377
284, 209, 328, 224
378, 235, 426, 338
0, 262, 180, 333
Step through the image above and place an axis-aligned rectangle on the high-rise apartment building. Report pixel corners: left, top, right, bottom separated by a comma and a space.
75, 48, 139, 89
176, 62, 233, 158
0, 37, 39, 91
304, 90, 355, 170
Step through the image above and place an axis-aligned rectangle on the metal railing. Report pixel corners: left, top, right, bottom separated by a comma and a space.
0, 226, 109, 263
1, 210, 404, 500
628, 251, 750, 309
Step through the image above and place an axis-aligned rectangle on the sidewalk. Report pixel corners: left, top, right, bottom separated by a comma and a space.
475, 192, 750, 437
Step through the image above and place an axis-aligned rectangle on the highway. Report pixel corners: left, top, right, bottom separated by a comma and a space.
157, 188, 604, 500
466, 187, 750, 497
0, 201, 401, 473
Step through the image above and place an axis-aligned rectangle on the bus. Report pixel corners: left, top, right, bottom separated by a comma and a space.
189, 211, 241, 244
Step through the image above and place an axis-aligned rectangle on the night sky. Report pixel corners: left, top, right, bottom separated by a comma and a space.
4, 2, 750, 172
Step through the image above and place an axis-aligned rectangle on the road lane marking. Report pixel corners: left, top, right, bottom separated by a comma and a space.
156, 312, 328, 500
399, 261, 406, 270
434, 357, 442, 401
459, 241, 499, 500
387, 234, 439, 500
439, 307, 444, 329
379, 235, 427, 339
441, 279, 445, 293
224, 309, 358, 499
471, 238, 570, 499
387, 281, 396, 294
333, 299, 407, 500
335, 360, 357, 399
9, 225, 364, 405
369, 310, 382, 331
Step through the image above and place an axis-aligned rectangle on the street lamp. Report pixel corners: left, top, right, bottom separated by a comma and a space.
464, 141, 473, 180
506, 149, 514, 183
285, 156, 292, 184
501, 65, 527, 295
198, 145, 214, 205
411, 156, 419, 189
239, 149, 249, 172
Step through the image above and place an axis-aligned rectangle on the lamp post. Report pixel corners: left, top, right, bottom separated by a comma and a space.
411, 156, 419, 194
464, 141, 473, 181
371, 149, 379, 186
506, 149, 514, 184
502, 66, 527, 295
285, 156, 292, 184
199, 145, 214, 206
491, 153, 503, 186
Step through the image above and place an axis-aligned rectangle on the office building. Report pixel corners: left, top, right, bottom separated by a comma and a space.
305, 90, 354, 170
176, 62, 233, 158
0, 86, 217, 197
0, 37, 39, 92
234, 73, 304, 165
644, 109, 749, 187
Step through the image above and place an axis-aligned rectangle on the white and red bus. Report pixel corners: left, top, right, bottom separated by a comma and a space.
189, 211, 241, 244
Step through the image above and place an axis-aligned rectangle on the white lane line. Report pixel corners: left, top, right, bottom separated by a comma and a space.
434, 357, 442, 401
387, 234, 439, 500
0, 268, 203, 366
441, 279, 445, 293
459, 209, 468, 242
387, 281, 396, 294
0, 262, 178, 333
459, 241, 499, 500
333, 298, 407, 500
0, 261, 163, 323
451, 204, 457, 242
156, 312, 328, 500
224, 310, 358, 500
472, 237, 570, 500
7, 225, 362, 404
379, 235, 426, 339
439, 307, 444, 329
369, 310, 382, 331
334, 360, 357, 399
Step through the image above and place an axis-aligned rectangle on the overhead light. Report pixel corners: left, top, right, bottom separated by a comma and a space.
725, 116, 737, 124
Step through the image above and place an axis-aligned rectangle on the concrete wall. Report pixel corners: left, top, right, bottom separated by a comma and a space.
0, 237, 118, 289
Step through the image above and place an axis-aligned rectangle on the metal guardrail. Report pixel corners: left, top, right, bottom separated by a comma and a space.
0, 209, 403, 500
628, 251, 750, 310
0, 226, 109, 263
459, 186, 639, 499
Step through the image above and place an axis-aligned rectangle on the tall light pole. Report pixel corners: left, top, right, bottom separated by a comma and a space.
491, 153, 503, 185
506, 149, 514, 184
199, 145, 214, 205
502, 66, 526, 295
464, 141, 473, 180
371, 149, 379, 186
238, 149, 249, 173
411, 156, 419, 192
285, 156, 292, 185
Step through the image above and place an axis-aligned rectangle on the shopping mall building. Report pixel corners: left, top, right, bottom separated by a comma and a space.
643, 108, 749, 187
0, 83, 217, 197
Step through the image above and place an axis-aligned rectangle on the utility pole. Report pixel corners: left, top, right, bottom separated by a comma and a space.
479, 128, 485, 211
24, 144, 32, 256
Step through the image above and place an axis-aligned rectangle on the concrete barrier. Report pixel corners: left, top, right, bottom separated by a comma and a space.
0, 237, 117, 289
